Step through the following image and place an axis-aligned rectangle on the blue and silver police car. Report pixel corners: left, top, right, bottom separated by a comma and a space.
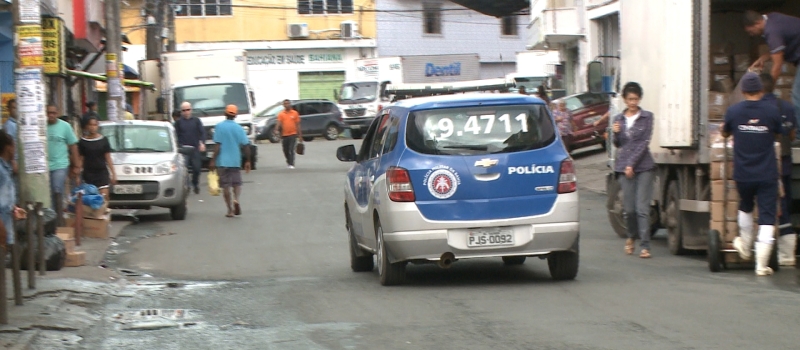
337, 93, 580, 286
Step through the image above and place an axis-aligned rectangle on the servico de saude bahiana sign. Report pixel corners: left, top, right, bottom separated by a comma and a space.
247, 50, 344, 66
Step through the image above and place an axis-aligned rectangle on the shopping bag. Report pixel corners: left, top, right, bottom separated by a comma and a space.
208, 170, 221, 196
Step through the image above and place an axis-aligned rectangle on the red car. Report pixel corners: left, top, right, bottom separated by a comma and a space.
553, 92, 611, 152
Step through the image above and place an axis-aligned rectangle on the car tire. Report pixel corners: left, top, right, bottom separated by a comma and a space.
351, 130, 364, 140
268, 127, 281, 144
548, 251, 579, 281
502, 256, 526, 265
348, 216, 374, 272
170, 199, 187, 221
324, 124, 340, 141
376, 222, 405, 286
302, 136, 314, 142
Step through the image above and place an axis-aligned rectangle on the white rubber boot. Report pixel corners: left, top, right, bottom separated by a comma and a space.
755, 242, 775, 276
778, 234, 796, 266
734, 211, 755, 260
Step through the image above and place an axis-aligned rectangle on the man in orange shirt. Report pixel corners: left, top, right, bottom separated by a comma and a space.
276, 99, 303, 169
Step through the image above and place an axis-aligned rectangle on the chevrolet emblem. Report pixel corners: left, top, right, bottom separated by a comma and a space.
474, 158, 499, 168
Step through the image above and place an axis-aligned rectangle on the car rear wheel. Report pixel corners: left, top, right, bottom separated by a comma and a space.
324, 124, 340, 140
348, 214, 373, 272
502, 256, 526, 265
268, 127, 281, 144
376, 222, 405, 286
548, 251, 579, 281
170, 199, 187, 221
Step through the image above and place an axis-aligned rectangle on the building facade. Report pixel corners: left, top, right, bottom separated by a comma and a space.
375, 0, 527, 79
121, 0, 377, 110
0, 0, 107, 121
528, 0, 620, 95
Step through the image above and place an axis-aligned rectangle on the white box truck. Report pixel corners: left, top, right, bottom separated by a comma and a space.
338, 54, 480, 138
160, 49, 257, 166
593, 0, 800, 257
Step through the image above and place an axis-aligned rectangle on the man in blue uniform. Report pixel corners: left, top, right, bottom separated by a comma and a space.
761, 73, 798, 266
745, 10, 800, 127
722, 72, 783, 276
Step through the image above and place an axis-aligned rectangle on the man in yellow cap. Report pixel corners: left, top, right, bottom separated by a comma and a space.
209, 104, 252, 217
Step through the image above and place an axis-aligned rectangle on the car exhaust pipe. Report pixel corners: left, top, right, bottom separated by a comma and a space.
438, 252, 455, 269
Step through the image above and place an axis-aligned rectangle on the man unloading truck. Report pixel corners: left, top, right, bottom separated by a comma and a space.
744, 10, 800, 124
761, 73, 797, 266
722, 72, 784, 276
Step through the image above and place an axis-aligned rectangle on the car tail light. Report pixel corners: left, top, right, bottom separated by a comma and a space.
387, 167, 415, 202
558, 159, 577, 194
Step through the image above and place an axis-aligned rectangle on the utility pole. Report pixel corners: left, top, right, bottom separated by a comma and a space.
145, 0, 159, 60
167, 1, 177, 52
106, 0, 124, 121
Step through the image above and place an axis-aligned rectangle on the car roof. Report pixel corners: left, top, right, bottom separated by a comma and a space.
393, 93, 547, 112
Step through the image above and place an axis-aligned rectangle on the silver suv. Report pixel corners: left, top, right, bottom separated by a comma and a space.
100, 121, 190, 220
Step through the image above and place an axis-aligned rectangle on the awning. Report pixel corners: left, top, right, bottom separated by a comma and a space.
66, 69, 155, 90
95, 81, 143, 93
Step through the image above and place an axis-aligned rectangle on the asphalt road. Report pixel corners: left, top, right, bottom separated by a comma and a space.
81, 139, 800, 350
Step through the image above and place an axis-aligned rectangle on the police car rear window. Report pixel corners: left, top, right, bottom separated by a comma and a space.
406, 104, 555, 155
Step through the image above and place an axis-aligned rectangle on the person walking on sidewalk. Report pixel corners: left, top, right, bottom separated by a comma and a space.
745, 10, 800, 127
276, 99, 302, 169
722, 72, 784, 276
47, 105, 80, 210
760, 73, 798, 266
174, 101, 206, 194
209, 105, 251, 218
78, 115, 116, 197
3, 99, 18, 175
612, 82, 656, 259
0, 132, 27, 247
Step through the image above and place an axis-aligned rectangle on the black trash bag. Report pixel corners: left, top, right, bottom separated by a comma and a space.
13, 234, 66, 271
13, 208, 58, 240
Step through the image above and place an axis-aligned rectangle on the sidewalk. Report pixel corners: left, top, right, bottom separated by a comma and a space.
0, 214, 130, 349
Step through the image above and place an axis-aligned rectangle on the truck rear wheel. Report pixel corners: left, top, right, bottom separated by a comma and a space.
666, 181, 689, 255
607, 175, 661, 239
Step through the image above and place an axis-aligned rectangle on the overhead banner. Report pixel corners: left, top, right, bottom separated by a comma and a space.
42, 17, 65, 75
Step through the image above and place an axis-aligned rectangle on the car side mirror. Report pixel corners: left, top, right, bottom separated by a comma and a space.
336, 144, 357, 162
587, 61, 604, 94
178, 145, 195, 155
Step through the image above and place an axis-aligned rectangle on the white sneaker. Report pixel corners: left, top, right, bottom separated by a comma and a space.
288, 165, 295, 169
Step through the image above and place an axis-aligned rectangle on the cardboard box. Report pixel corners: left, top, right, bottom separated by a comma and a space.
775, 75, 795, 88
711, 180, 739, 201
711, 75, 735, 93
712, 42, 733, 55
62, 237, 75, 254
733, 54, 751, 72
774, 88, 792, 102
710, 220, 739, 242
710, 144, 734, 162
65, 251, 85, 267
56, 226, 74, 239
82, 203, 108, 219
82, 216, 110, 239
710, 162, 734, 180
711, 201, 738, 222
708, 92, 729, 118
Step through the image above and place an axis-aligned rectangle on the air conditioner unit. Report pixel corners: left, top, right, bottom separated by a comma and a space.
341, 21, 358, 39
287, 23, 309, 39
